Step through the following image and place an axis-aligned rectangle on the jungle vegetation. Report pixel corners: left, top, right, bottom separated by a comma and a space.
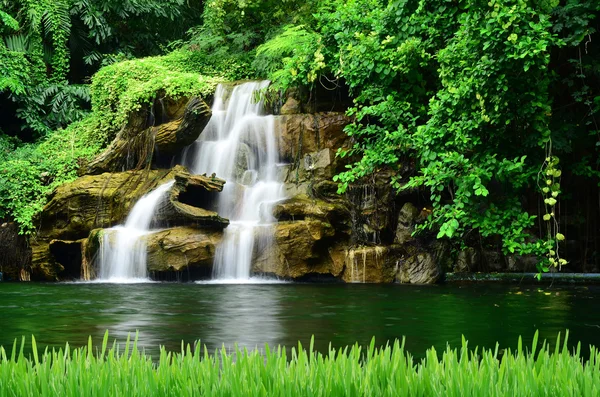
0, 0, 598, 274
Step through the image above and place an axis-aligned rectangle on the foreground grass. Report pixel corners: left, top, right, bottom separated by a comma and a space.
0, 332, 598, 396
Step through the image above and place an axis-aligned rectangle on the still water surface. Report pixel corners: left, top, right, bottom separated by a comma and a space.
0, 282, 599, 358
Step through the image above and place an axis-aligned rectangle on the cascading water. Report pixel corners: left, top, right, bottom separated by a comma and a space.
97, 180, 175, 281
183, 81, 285, 280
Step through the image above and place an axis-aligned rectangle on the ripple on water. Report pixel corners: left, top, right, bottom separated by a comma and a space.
195, 277, 289, 285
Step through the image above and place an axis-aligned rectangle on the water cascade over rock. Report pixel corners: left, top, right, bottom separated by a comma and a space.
183, 81, 285, 280
97, 180, 175, 281
28, 81, 456, 284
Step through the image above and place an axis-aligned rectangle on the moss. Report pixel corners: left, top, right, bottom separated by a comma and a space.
90, 50, 223, 144
0, 49, 224, 234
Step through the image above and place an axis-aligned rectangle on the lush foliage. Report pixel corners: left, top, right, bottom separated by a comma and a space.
0, 2, 202, 233
1, 0, 598, 273
0, 332, 598, 396
0, 119, 103, 232
0, 0, 322, 233
88, 51, 222, 143
0, 49, 222, 233
256, 0, 600, 273
0, 0, 201, 138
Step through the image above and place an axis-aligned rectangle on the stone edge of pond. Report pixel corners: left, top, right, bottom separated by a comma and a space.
444, 272, 600, 284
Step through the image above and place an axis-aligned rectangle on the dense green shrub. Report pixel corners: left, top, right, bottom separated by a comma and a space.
0, 119, 102, 232
257, 0, 600, 273
0, 0, 202, 138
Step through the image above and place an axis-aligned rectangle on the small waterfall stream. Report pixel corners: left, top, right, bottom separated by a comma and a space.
183, 81, 285, 280
97, 180, 174, 281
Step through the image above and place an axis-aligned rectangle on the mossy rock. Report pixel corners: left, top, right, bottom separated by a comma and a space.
31, 165, 228, 280
83, 97, 211, 175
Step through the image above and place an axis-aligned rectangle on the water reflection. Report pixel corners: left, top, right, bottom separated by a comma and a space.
202, 285, 284, 350
0, 283, 599, 358
94, 284, 164, 352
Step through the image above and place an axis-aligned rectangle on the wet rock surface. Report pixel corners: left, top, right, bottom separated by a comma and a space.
31, 165, 226, 280
83, 97, 211, 175
0, 222, 31, 281
276, 113, 352, 163
144, 227, 223, 273
26, 86, 539, 284
396, 243, 447, 284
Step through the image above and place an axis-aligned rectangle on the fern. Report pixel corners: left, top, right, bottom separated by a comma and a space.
4, 34, 28, 52
254, 25, 317, 75
253, 24, 326, 88
0, 9, 19, 31
16, 83, 91, 136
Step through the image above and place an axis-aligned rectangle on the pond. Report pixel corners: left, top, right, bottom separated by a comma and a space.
1, 281, 599, 358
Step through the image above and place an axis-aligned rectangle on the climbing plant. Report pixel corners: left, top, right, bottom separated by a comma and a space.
258, 0, 600, 273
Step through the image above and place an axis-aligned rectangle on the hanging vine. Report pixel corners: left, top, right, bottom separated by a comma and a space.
537, 140, 567, 278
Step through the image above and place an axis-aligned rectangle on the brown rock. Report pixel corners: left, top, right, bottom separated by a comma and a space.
280, 97, 302, 115
0, 221, 31, 281
276, 112, 352, 163
83, 97, 211, 175
396, 243, 447, 284
253, 220, 339, 278
155, 169, 229, 229
144, 227, 223, 272
31, 241, 60, 281
394, 202, 420, 245
339, 245, 399, 283
37, 169, 173, 242
454, 247, 480, 273
272, 194, 350, 226
345, 181, 396, 245
154, 97, 212, 155
31, 165, 227, 280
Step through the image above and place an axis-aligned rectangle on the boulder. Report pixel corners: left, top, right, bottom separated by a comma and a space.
82, 227, 222, 278
83, 97, 211, 175
253, 220, 340, 278
37, 169, 172, 242
154, 98, 212, 155
345, 181, 396, 245
0, 222, 31, 281
280, 96, 302, 115
31, 165, 226, 280
281, 148, 338, 188
396, 243, 448, 284
394, 202, 420, 244
454, 247, 480, 273
312, 180, 343, 201
145, 227, 223, 273
276, 112, 352, 163
155, 169, 229, 229
339, 245, 399, 283
272, 194, 350, 227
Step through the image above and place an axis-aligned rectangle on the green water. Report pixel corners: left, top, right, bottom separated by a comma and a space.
1, 282, 599, 357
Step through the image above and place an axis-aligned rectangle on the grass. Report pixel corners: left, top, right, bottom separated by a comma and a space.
0, 332, 598, 396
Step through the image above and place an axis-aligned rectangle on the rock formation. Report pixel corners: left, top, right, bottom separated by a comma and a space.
27, 86, 511, 283
82, 97, 211, 175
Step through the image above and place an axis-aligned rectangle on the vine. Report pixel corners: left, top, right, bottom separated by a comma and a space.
537, 142, 567, 277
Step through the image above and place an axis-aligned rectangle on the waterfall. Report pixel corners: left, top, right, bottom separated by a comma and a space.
97, 180, 175, 281
183, 81, 285, 280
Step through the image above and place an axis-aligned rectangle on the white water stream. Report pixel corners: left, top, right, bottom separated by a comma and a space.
183, 81, 285, 280
97, 180, 174, 282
